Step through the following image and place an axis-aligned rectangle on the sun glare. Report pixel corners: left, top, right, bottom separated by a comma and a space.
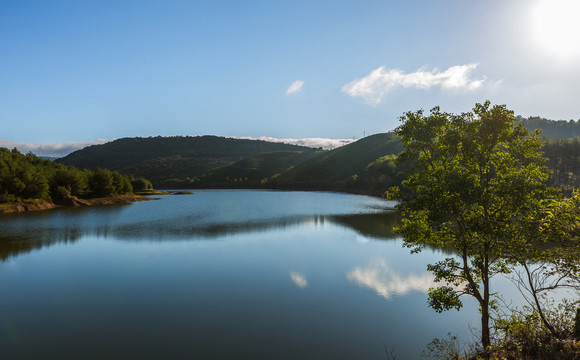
533, 0, 580, 59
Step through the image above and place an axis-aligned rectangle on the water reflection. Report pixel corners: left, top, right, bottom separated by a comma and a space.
0, 211, 401, 261
0, 228, 82, 261
290, 272, 308, 288
332, 213, 400, 239
347, 258, 435, 299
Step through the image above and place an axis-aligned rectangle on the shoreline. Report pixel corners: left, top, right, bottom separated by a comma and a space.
0, 194, 155, 214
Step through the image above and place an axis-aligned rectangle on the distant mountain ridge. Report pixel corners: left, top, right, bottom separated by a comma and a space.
268, 133, 404, 193
518, 116, 580, 139
58, 136, 318, 188
57, 133, 405, 194
195, 132, 405, 194
57, 116, 580, 194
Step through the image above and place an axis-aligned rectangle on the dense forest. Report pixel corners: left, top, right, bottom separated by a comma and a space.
0, 147, 152, 205
267, 133, 405, 193
58, 135, 316, 188
519, 115, 580, 139
514, 116, 580, 189
57, 133, 406, 195
543, 137, 580, 189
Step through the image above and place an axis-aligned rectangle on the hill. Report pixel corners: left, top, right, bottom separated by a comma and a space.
193, 150, 320, 188
57, 133, 405, 195
516, 117, 580, 191
518, 116, 580, 139
58, 136, 313, 188
57, 126, 580, 195
268, 132, 404, 194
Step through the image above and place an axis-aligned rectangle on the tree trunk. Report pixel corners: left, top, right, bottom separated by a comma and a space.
574, 307, 580, 339
481, 276, 491, 352
481, 255, 491, 358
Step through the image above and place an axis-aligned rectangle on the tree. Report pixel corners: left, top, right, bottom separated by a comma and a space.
130, 177, 153, 192
51, 166, 88, 197
510, 190, 580, 337
88, 168, 115, 197
111, 171, 133, 194
0, 147, 149, 203
387, 101, 554, 352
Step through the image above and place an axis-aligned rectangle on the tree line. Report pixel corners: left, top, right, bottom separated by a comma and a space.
543, 137, 580, 190
519, 115, 580, 139
0, 147, 152, 204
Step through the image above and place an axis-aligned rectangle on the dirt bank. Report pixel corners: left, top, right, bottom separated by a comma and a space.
0, 195, 154, 214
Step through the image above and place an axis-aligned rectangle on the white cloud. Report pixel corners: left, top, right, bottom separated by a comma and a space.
0, 139, 109, 158
342, 63, 486, 105
347, 258, 435, 299
236, 136, 355, 150
286, 80, 305, 95
290, 272, 308, 288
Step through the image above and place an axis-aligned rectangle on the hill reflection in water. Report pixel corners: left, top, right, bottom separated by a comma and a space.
0, 190, 400, 261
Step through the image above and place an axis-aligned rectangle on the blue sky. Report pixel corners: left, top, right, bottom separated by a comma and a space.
1, 0, 579, 155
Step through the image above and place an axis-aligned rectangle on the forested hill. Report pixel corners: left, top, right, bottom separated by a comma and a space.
55, 126, 580, 194
518, 116, 580, 139
56, 133, 404, 194
193, 132, 405, 194
268, 132, 405, 193
58, 136, 316, 188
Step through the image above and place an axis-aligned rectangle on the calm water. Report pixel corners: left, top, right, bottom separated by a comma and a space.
1, 190, 482, 359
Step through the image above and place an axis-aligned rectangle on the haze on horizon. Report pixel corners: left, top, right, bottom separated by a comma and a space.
1, 0, 579, 154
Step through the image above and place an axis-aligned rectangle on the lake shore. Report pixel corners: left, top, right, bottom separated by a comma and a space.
0, 194, 155, 214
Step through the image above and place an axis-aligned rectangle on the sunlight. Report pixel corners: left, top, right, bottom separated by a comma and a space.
533, 0, 580, 59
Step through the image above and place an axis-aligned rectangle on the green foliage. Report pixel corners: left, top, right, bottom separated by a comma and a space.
0, 148, 144, 204
535, 191, 580, 279
58, 135, 315, 188
390, 101, 555, 350
491, 300, 580, 359
519, 115, 580, 140
0, 148, 50, 200
270, 133, 404, 194
112, 171, 133, 195
52, 185, 72, 204
130, 177, 153, 192
88, 168, 115, 197
542, 137, 580, 190
195, 150, 319, 189
419, 333, 462, 360
51, 166, 88, 197
427, 286, 463, 312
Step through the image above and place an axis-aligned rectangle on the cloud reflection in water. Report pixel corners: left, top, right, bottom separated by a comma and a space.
347, 258, 435, 299
290, 272, 308, 288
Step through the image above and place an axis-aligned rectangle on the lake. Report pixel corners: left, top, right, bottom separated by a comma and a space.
0, 190, 482, 359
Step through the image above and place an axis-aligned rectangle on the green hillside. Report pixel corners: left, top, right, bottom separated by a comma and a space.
58, 136, 312, 188
519, 116, 580, 139
56, 133, 405, 195
268, 132, 404, 194
513, 117, 580, 190
52, 124, 580, 195
194, 150, 320, 188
